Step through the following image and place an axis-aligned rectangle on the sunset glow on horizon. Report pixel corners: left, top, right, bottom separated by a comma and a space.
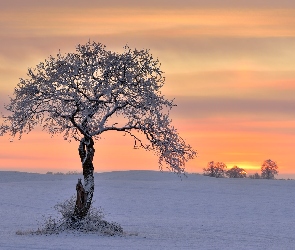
0, 1, 294, 177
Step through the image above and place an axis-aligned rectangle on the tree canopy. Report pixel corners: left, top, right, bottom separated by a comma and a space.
0, 41, 196, 174
226, 166, 247, 178
261, 159, 278, 179
203, 161, 227, 178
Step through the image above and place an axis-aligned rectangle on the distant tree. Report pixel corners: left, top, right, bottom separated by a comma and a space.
226, 166, 247, 178
203, 161, 227, 178
249, 173, 260, 179
0, 41, 196, 219
261, 159, 278, 179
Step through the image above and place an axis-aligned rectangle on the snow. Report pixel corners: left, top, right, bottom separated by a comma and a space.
1, 170, 294, 249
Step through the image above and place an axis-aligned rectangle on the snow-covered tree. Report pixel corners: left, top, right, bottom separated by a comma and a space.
0, 41, 196, 219
226, 166, 247, 178
261, 159, 278, 179
203, 161, 227, 178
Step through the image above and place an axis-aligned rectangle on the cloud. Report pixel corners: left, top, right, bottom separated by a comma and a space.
1, 35, 295, 75
172, 96, 295, 119
1, 0, 295, 9
1, 7, 295, 75
2, 8, 295, 39
162, 70, 295, 98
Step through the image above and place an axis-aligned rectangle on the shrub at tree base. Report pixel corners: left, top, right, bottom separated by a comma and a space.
17, 196, 123, 236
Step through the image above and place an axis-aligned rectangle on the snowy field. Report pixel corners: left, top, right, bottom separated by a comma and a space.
0, 170, 295, 250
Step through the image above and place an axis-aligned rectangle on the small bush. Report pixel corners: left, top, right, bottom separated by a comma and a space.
249, 173, 260, 179
18, 196, 123, 236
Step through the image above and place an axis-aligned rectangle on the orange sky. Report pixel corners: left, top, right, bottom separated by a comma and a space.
0, 1, 295, 177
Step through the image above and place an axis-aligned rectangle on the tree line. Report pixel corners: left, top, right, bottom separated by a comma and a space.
203, 159, 278, 179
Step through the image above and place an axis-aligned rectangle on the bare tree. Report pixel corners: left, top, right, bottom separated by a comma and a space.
0, 41, 196, 219
203, 161, 227, 178
226, 166, 247, 178
261, 159, 278, 179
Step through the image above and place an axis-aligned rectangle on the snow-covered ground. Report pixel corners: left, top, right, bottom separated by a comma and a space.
0, 170, 294, 250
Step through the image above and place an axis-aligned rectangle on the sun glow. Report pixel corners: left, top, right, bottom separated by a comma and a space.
227, 162, 260, 173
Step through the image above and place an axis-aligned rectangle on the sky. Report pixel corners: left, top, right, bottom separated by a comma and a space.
0, 0, 294, 176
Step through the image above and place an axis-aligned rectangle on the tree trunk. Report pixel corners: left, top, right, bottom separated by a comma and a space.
73, 137, 95, 219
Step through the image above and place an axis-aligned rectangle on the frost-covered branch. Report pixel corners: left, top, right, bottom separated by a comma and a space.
0, 41, 196, 174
